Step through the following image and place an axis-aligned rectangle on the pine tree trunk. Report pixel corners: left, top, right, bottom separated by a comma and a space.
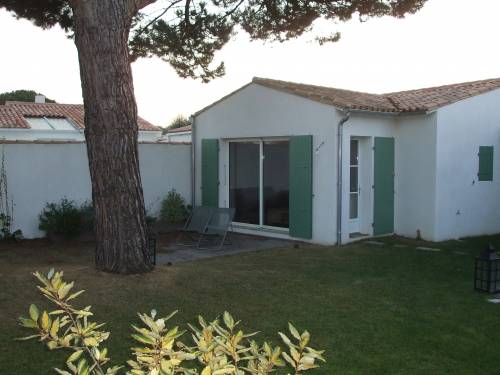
72, 0, 153, 274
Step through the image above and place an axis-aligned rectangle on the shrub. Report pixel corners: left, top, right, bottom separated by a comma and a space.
160, 189, 190, 224
18, 269, 325, 375
38, 198, 82, 239
145, 213, 158, 226
79, 201, 94, 233
0, 211, 23, 242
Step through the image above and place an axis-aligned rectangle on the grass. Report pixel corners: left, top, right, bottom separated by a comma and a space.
1, 235, 500, 374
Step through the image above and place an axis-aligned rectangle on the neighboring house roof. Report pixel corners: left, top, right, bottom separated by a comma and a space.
167, 125, 192, 133
0, 101, 159, 131
226, 77, 500, 114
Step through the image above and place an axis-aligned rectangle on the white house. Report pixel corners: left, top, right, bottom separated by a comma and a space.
192, 77, 500, 245
0, 96, 162, 142
162, 125, 192, 143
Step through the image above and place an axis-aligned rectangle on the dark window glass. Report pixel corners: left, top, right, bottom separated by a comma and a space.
263, 141, 290, 228
350, 139, 358, 165
229, 142, 260, 224
350, 166, 358, 193
349, 193, 358, 219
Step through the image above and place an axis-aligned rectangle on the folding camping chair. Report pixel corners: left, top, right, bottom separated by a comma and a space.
176, 206, 213, 247
197, 207, 236, 250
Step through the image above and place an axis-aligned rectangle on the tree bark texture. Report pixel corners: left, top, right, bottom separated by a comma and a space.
72, 0, 153, 274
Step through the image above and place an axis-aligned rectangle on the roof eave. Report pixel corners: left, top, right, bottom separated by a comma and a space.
193, 82, 254, 117
340, 107, 431, 117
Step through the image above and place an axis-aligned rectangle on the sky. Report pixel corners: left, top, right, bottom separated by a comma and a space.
1, 0, 500, 128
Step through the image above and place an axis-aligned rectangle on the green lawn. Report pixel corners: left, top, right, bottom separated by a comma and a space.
1, 235, 500, 374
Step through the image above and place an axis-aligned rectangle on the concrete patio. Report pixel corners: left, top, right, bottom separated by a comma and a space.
156, 233, 293, 265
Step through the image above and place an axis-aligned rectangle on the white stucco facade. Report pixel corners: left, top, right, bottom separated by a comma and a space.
195, 84, 339, 244
193, 82, 500, 244
434, 89, 500, 240
5, 142, 191, 238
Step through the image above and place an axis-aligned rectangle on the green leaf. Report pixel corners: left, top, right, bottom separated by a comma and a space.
66, 290, 85, 302
67, 349, 84, 363
290, 347, 301, 362
29, 304, 39, 322
16, 334, 40, 341
278, 332, 294, 348
58, 282, 74, 299
131, 333, 155, 345
18, 317, 38, 328
50, 318, 60, 338
288, 323, 301, 341
83, 337, 98, 346
41, 311, 50, 330
223, 311, 235, 330
54, 369, 72, 375
282, 352, 296, 368
47, 340, 58, 350
77, 358, 88, 374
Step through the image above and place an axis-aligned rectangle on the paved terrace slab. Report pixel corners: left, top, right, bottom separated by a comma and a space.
156, 233, 294, 265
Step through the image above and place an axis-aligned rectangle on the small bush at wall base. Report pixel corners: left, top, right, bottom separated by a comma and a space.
0, 213, 22, 242
160, 189, 190, 224
38, 198, 82, 239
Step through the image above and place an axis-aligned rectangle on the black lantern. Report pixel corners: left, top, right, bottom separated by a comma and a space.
474, 244, 500, 293
147, 236, 157, 266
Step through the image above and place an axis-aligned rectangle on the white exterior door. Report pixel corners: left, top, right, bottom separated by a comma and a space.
349, 139, 360, 233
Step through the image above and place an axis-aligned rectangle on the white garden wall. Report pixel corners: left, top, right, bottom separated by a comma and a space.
4, 142, 191, 238
164, 131, 192, 143
0, 128, 161, 142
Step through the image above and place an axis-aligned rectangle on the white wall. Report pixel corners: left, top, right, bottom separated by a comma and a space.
0, 128, 161, 142
194, 83, 341, 245
5, 142, 191, 238
164, 131, 192, 143
341, 114, 396, 243
194, 83, 444, 245
341, 112, 440, 243
394, 113, 438, 240
434, 88, 500, 240
194, 82, 500, 245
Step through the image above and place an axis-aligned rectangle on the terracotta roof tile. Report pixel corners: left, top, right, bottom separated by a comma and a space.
0, 102, 159, 131
253, 77, 398, 112
252, 77, 500, 113
385, 78, 500, 111
167, 125, 192, 133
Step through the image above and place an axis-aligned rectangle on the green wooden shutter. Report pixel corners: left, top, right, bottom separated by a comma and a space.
201, 139, 219, 207
289, 135, 313, 239
373, 137, 395, 236
478, 146, 494, 181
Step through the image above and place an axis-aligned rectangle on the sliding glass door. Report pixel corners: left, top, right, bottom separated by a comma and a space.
229, 142, 260, 224
229, 139, 290, 229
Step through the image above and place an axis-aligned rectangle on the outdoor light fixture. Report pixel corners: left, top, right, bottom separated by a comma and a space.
474, 243, 500, 293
